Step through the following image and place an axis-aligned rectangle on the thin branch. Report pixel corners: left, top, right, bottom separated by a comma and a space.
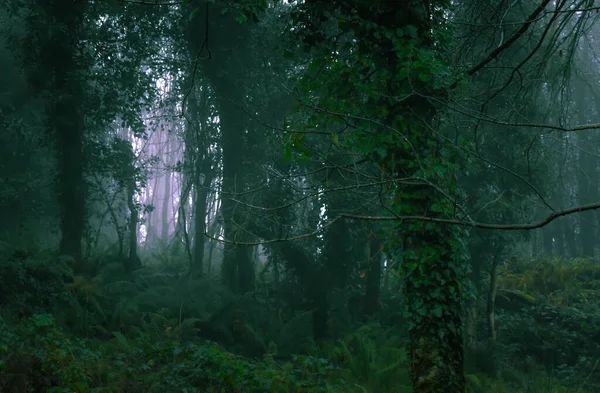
450, 0, 553, 89
431, 92, 600, 132
201, 201, 600, 246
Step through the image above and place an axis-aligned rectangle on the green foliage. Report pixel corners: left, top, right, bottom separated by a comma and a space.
321, 323, 412, 392
477, 254, 600, 390
0, 313, 354, 393
497, 256, 600, 307
0, 313, 99, 392
0, 248, 594, 393
465, 370, 579, 393
0, 247, 72, 316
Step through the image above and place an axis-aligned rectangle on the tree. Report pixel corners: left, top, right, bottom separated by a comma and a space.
22, 0, 88, 269
284, 1, 469, 390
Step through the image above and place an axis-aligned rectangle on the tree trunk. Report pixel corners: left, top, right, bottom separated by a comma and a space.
206, 216, 219, 275
31, 0, 87, 272
161, 153, 172, 243
464, 253, 483, 365
145, 168, 160, 246
577, 132, 595, 258
485, 256, 500, 373
126, 178, 141, 272
188, 2, 255, 293
217, 97, 253, 293
542, 226, 554, 255
363, 236, 382, 318
562, 217, 577, 257
276, 241, 328, 342
192, 159, 214, 276
299, 0, 469, 390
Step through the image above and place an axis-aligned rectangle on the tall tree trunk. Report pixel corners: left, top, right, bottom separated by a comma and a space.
363, 236, 382, 318
464, 252, 483, 366
161, 159, 171, 242
217, 97, 254, 293
276, 241, 327, 342
172, 177, 191, 257
485, 256, 500, 374
530, 228, 538, 256
145, 168, 160, 246
206, 215, 220, 274
192, 159, 213, 276
577, 132, 595, 258
381, 2, 466, 390
542, 226, 554, 255
126, 177, 141, 272
563, 216, 577, 257
552, 224, 564, 257
320, 208, 353, 337
185, 2, 256, 293
31, 0, 87, 271
578, 38, 599, 259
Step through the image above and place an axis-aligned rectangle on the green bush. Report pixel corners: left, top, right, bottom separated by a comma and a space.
0, 249, 72, 316
0, 313, 356, 393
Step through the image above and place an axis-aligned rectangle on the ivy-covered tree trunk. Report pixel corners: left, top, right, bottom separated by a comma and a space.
401, 219, 466, 393
295, 1, 468, 390
370, 2, 467, 391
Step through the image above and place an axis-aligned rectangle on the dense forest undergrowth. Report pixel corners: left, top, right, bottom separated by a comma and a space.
1, 243, 599, 393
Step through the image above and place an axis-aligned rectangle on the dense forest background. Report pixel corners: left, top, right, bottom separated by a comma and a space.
2, 1, 600, 392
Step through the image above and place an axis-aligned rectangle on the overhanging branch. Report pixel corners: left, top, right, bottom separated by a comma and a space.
202, 201, 600, 246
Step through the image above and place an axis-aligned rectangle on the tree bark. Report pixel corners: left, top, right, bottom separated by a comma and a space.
363, 236, 382, 318
188, 2, 255, 293
126, 177, 141, 272
31, 0, 87, 271
192, 159, 213, 276
161, 138, 172, 243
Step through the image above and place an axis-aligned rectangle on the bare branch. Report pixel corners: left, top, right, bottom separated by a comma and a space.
450, 0, 553, 89
202, 201, 600, 246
